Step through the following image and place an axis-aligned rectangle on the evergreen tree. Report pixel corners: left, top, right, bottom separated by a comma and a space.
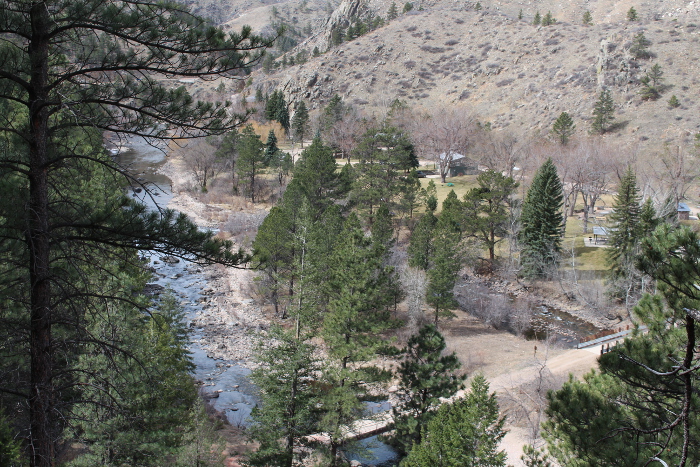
265, 90, 291, 133
403, 2, 414, 13
387, 2, 398, 20
293, 137, 341, 216
591, 89, 615, 134
350, 126, 418, 225
545, 225, 700, 465
0, 1, 264, 459
236, 125, 267, 202
291, 101, 310, 147
518, 9, 523, 20
408, 210, 438, 270
319, 214, 396, 465
388, 325, 465, 455
551, 111, 576, 145
402, 375, 507, 467
215, 128, 240, 191
264, 129, 279, 165
541, 11, 556, 26
606, 168, 643, 297
426, 204, 463, 326
630, 32, 652, 59
668, 94, 681, 108
582, 10, 593, 25
533, 11, 541, 25
463, 170, 519, 264
627, 6, 638, 21
519, 158, 564, 278
246, 325, 321, 467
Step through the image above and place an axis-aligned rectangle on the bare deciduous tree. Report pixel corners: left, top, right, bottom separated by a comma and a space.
178, 139, 224, 192
414, 107, 476, 183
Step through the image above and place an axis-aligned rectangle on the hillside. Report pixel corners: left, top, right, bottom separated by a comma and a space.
231, 0, 700, 153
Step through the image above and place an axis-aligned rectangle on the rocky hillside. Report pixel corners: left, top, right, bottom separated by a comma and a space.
230, 0, 700, 152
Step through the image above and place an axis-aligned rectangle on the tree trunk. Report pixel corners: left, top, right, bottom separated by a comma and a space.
28, 3, 55, 465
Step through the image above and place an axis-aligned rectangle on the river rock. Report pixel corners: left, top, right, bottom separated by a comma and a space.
161, 255, 180, 264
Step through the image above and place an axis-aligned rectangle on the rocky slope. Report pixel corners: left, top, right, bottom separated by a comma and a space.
234, 0, 700, 153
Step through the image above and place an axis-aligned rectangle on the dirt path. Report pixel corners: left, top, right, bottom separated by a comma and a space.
160, 156, 607, 466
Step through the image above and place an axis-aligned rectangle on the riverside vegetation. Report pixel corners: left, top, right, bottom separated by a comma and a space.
3, 0, 700, 466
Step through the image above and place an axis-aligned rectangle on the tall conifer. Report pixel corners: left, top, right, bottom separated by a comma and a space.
519, 158, 564, 278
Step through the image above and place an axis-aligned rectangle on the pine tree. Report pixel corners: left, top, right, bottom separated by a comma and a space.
668, 94, 681, 108
291, 101, 310, 147
402, 375, 507, 467
627, 6, 638, 21
388, 324, 465, 455
551, 111, 576, 145
264, 129, 279, 165
293, 137, 340, 216
541, 11, 556, 26
350, 126, 417, 225
0, 1, 264, 462
519, 158, 564, 278
630, 32, 652, 59
606, 168, 642, 287
533, 11, 541, 25
545, 225, 700, 466
236, 125, 266, 202
408, 210, 438, 270
582, 10, 593, 25
518, 9, 523, 20
246, 325, 321, 467
591, 89, 615, 134
319, 214, 396, 465
426, 208, 462, 326
463, 170, 519, 263
387, 1, 398, 20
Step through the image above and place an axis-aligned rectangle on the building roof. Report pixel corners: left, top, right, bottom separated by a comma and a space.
678, 202, 690, 212
593, 227, 610, 236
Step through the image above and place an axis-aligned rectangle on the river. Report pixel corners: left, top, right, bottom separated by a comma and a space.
113, 137, 258, 427
115, 137, 400, 466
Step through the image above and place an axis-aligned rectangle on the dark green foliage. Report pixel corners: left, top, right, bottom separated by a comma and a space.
312, 46, 320, 56
474, 2, 482, 11
533, 11, 541, 25
521, 445, 554, 467
408, 211, 437, 270
551, 111, 576, 145
403, 2, 414, 13
518, 9, 523, 20
545, 225, 700, 465
265, 90, 291, 132
236, 125, 267, 202
630, 32, 652, 59
293, 137, 342, 216
640, 64, 664, 100
387, 2, 398, 20
607, 168, 641, 280
582, 10, 593, 25
264, 129, 279, 165
0, 409, 21, 466
401, 375, 507, 467
291, 101, 310, 147
627, 6, 638, 21
68, 291, 204, 466
350, 126, 418, 225
668, 94, 681, 108
388, 325, 465, 455
246, 325, 321, 467
319, 213, 397, 465
519, 159, 563, 278
541, 11, 556, 26
591, 89, 615, 134
426, 220, 461, 325
463, 170, 519, 263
